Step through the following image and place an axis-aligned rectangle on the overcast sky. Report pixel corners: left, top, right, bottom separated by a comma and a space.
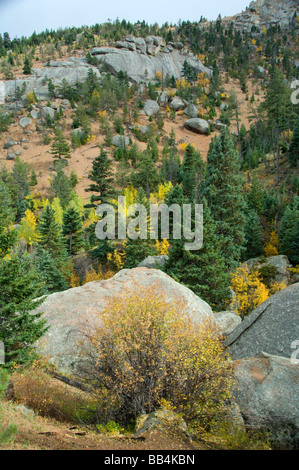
0, 0, 250, 39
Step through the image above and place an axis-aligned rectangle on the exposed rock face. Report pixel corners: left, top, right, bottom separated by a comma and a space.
90, 44, 212, 83
34, 268, 214, 373
223, 0, 298, 31
244, 255, 291, 286
213, 311, 242, 338
3, 57, 101, 101
233, 352, 299, 449
224, 283, 299, 359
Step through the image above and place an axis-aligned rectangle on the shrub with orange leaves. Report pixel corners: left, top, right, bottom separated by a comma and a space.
79, 285, 234, 426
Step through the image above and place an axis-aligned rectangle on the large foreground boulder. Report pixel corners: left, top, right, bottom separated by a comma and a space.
224, 283, 299, 359
233, 352, 299, 449
34, 268, 214, 373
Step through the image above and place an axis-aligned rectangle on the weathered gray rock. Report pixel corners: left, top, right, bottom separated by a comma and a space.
34, 268, 214, 373
214, 311, 242, 338
91, 47, 212, 84
223, 0, 298, 31
220, 102, 228, 111
184, 118, 209, 135
70, 127, 84, 139
112, 134, 130, 148
138, 255, 169, 269
158, 90, 169, 106
224, 283, 299, 359
143, 99, 160, 116
169, 96, 186, 111
244, 255, 291, 285
30, 109, 39, 119
39, 106, 55, 121
2, 58, 101, 101
233, 352, 299, 449
133, 409, 190, 443
184, 103, 199, 118
3, 137, 18, 149
19, 117, 32, 129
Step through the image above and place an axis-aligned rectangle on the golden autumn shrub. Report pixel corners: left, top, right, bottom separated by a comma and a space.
230, 266, 269, 318
79, 285, 234, 426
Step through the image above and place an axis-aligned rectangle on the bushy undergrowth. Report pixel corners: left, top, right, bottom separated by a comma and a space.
11, 364, 96, 423
78, 284, 235, 427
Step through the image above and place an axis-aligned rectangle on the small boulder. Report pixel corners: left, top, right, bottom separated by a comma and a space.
19, 117, 32, 129
112, 135, 130, 148
184, 118, 209, 135
169, 96, 186, 111
138, 255, 169, 269
184, 103, 199, 118
143, 100, 160, 116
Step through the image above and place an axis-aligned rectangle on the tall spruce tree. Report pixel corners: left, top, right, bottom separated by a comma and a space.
62, 206, 84, 256
85, 145, 115, 208
201, 128, 246, 269
0, 252, 47, 367
164, 200, 231, 311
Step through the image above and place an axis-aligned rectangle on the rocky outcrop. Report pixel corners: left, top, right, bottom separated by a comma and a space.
243, 254, 291, 286
233, 352, 299, 449
223, 0, 298, 31
2, 57, 101, 101
34, 268, 214, 373
90, 42, 212, 83
224, 282, 299, 359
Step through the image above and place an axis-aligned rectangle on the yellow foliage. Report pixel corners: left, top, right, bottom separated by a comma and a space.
83, 285, 234, 424
19, 209, 37, 246
264, 230, 279, 257
230, 266, 269, 318
107, 242, 127, 271
156, 239, 169, 255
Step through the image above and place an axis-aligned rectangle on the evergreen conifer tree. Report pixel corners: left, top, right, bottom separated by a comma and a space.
201, 128, 246, 269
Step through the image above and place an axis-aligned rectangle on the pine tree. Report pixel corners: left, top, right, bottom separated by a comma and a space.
50, 127, 71, 163
37, 204, 68, 263
279, 200, 299, 260
22, 56, 31, 75
85, 145, 115, 208
164, 200, 231, 311
244, 209, 264, 260
62, 206, 84, 256
0, 252, 47, 366
131, 151, 160, 198
201, 128, 246, 269
29, 168, 37, 186
50, 168, 72, 209
35, 247, 69, 294
0, 183, 17, 258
